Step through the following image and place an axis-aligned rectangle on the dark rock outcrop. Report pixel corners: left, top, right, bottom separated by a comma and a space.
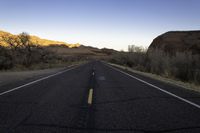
148, 31, 200, 55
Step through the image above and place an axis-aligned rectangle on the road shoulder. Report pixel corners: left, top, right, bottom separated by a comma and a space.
108, 63, 200, 94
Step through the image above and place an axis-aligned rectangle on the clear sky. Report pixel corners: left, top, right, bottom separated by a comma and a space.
0, 0, 200, 50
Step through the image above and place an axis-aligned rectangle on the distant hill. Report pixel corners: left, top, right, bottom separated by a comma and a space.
0, 30, 80, 48
46, 44, 118, 60
148, 31, 200, 55
0, 30, 118, 59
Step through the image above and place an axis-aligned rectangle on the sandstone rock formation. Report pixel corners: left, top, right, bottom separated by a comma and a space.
148, 31, 200, 55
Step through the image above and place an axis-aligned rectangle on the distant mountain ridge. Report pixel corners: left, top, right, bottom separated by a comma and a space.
0, 30, 80, 48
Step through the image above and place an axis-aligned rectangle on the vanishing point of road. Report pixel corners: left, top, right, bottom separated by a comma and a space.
0, 61, 200, 133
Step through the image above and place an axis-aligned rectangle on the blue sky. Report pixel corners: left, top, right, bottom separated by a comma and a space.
0, 0, 200, 50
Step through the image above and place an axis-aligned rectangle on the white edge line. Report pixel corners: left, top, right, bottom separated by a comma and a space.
106, 63, 200, 109
0, 65, 77, 96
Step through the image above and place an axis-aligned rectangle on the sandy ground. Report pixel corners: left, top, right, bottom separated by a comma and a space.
0, 67, 66, 87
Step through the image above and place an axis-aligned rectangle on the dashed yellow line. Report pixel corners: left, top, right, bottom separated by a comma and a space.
88, 89, 93, 105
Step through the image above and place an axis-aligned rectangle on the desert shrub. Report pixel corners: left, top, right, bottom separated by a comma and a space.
0, 46, 13, 69
110, 45, 147, 68
146, 50, 200, 84
146, 50, 170, 75
110, 46, 200, 85
0, 32, 61, 69
170, 52, 190, 81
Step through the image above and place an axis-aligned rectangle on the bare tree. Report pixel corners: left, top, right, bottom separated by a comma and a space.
128, 45, 146, 53
0, 33, 21, 64
18, 32, 34, 67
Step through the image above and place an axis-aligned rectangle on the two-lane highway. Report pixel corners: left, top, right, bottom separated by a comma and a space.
0, 61, 200, 133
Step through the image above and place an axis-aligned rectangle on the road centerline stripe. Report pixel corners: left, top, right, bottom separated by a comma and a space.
0, 65, 77, 96
106, 63, 200, 109
88, 89, 93, 105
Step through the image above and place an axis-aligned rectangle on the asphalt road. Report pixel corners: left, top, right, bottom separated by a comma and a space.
0, 61, 200, 133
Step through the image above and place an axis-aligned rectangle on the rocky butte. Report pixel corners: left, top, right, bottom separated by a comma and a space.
148, 31, 200, 55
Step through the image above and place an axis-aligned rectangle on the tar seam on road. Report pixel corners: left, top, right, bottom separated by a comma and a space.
106, 63, 200, 109
0, 65, 77, 96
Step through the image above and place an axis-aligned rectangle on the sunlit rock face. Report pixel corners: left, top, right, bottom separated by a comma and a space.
148, 31, 200, 55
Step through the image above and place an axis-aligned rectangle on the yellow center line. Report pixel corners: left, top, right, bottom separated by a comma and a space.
88, 89, 93, 105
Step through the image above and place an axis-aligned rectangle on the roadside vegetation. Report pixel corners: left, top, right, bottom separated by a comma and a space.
0, 32, 84, 70
109, 45, 200, 85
